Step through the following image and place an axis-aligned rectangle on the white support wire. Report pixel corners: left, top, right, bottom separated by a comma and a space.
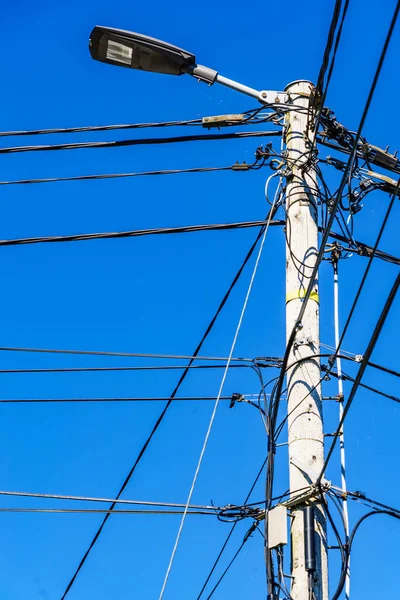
158, 196, 279, 600
332, 260, 350, 600
320, 341, 358, 359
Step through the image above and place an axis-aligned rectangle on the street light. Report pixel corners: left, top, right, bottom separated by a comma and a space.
89, 25, 287, 105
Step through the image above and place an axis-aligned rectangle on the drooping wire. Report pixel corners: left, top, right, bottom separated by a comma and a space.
318, 270, 400, 484
195, 458, 267, 600
269, 3, 400, 482
158, 182, 279, 600
58, 210, 277, 600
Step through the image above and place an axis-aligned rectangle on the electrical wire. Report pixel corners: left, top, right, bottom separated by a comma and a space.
0, 219, 283, 247
0, 166, 233, 186
0, 489, 219, 510
330, 508, 400, 600
318, 270, 400, 484
0, 396, 249, 404
0, 507, 216, 515
0, 159, 271, 186
0, 130, 281, 155
202, 522, 258, 600
0, 346, 253, 362
58, 211, 275, 600
0, 118, 204, 137
195, 458, 267, 599
331, 257, 350, 600
0, 364, 252, 375
326, 367, 400, 404
270, 8, 400, 499
158, 191, 277, 600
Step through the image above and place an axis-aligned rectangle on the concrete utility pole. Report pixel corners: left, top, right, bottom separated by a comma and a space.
284, 81, 328, 600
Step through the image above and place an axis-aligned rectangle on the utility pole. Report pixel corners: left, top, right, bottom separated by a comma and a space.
284, 81, 328, 600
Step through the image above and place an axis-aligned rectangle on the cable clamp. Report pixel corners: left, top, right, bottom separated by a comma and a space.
286, 290, 319, 304
229, 393, 244, 408
293, 336, 314, 350
231, 161, 251, 171
202, 114, 245, 128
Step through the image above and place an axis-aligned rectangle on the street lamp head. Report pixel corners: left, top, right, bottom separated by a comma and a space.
89, 26, 196, 75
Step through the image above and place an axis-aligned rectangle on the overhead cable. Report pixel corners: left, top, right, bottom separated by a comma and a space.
0, 221, 397, 271
0, 130, 280, 155
0, 163, 263, 187
318, 270, 400, 484
0, 118, 203, 137
0, 489, 219, 510
58, 213, 274, 599
0, 364, 253, 375
0, 220, 282, 247
158, 194, 277, 600
0, 346, 253, 362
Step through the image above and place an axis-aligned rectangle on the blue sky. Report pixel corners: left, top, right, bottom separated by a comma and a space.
0, 0, 399, 599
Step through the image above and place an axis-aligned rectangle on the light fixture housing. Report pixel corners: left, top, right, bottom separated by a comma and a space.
89, 26, 196, 75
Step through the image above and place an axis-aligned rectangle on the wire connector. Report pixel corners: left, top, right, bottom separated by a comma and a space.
202, 114, 245, 128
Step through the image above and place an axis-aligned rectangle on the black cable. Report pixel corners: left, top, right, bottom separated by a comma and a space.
0, 130, 281, 155
204, 522, 258, 600
0, 158, 271, 186
195, 458, 267, 599
0, 219, 283, 247
315, 0, 344, 96
0, 346, 253, 362
0, 118, 204, 137
271, 1, 400, 472
314, 174, 400, 400
318, 136, 400, 175
59, 213, 274, 599
318, 270, 400, 483
0, 396, 242, 404
344, 490, 400, 515
0, 107, 288, 138
0, 489, 218, 510
332, 509, 400, 600
367, 360, 400, 379
327, 367, 400, 404
0, 364, 253, 375
0, 507, 215, 515
0, 165, 233, 186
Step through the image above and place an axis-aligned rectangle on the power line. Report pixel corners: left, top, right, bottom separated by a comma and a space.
158, 193, 277, 600
0, 220, 397, 272
0, 346, 254, 362
0, 364, 253, 375
0, 396, 243, 404
0, 219, 282, 247
326, 367, 400, 404
0, 118, 203, 137
264, 13, 400, 590
0, 489, 219, 510
0, 130, 280, 155
322, 228, 400, 267
0, 163, 257, 187
196, 458, 267, 599
318, 270, 400, 483
0, 507, 216, 515
270, 0, 400, 448
58, 213, 274, 600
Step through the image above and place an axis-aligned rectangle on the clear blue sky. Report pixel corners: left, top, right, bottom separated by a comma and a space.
0, 0, 399, 598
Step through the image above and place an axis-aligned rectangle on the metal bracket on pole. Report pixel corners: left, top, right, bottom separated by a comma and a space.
188, 65, 288, 105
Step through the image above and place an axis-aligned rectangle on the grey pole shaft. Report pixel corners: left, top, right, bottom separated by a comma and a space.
284, 80, 328, 600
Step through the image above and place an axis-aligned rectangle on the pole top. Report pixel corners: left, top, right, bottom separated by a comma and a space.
284, 80, 314, 92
